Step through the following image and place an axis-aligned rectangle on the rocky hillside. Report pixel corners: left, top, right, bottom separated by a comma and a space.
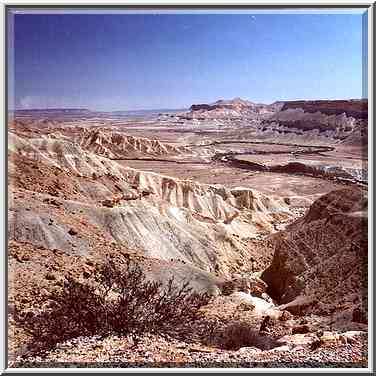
186, 98, 282, 120
262, 187, 368, 326
263, 99, 368, 146
185, 97, 368, 147
76, 128, 190, 159
8, 124, 368, 366
280, 100, 367, 119
190, 98, 256, 111
8, 132, 294, 277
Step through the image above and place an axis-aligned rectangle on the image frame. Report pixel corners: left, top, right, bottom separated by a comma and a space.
1, 1, 374, 373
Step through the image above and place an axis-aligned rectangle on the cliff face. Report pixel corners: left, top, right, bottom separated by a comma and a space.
263, 99, 368, 145
190, 104, 216, 111
280, 99, 368, 120
188, 98, 368, 138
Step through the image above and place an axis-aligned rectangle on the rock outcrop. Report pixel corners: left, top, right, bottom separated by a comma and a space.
8, 132, 294, 276
264, 99, 368, 146
261, 187, 368, 320
187, 98, 281, 120
77, 128, 189, 159
280, 99, 368, 119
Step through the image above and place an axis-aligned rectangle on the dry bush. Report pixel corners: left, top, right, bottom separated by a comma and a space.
215, 321, 278, 351
96, 258, 211, 337
14, 276, 106, 353
14, 258, 210, 353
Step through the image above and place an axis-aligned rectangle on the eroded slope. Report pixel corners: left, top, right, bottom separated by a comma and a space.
262, 187, 367, 325
9, 132, 294, 276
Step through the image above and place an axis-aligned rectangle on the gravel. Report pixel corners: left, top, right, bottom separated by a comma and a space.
10, 332, 368, 369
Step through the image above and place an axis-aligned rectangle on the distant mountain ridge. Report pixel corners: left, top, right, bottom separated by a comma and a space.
188, 97, 283, 119
11, 107, 186, 121
12, 108, 186, 115
14, 108, 91, 113
190, 97, 261, 111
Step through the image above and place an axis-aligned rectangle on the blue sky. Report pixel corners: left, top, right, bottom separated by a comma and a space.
9, 10, 366, 111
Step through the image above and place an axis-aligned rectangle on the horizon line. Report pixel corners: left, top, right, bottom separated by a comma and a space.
8, 96, 368, 113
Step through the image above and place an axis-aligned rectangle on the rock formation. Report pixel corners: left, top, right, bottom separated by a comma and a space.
187, 97, 281, 120
263, 99, 368, 146
262, 187, 367, 322
8, 132, 294, 276
77, 128, 190, 159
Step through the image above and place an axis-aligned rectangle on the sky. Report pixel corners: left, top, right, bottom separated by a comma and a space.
8, 10, 367, 111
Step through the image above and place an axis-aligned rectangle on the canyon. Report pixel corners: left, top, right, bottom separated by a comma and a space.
8, 97, 368, 367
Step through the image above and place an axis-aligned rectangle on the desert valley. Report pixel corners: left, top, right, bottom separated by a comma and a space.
7, 97, 368, 367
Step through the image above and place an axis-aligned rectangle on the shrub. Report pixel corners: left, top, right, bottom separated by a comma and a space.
96, 258, 210, 337
216, 321, 278, 351
14, 275, 107, 352
14, 258, 210, 353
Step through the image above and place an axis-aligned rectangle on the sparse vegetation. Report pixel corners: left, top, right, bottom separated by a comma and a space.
9, 97, 368, 365
215, 321, 278, 351
14, 258, 211, 353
